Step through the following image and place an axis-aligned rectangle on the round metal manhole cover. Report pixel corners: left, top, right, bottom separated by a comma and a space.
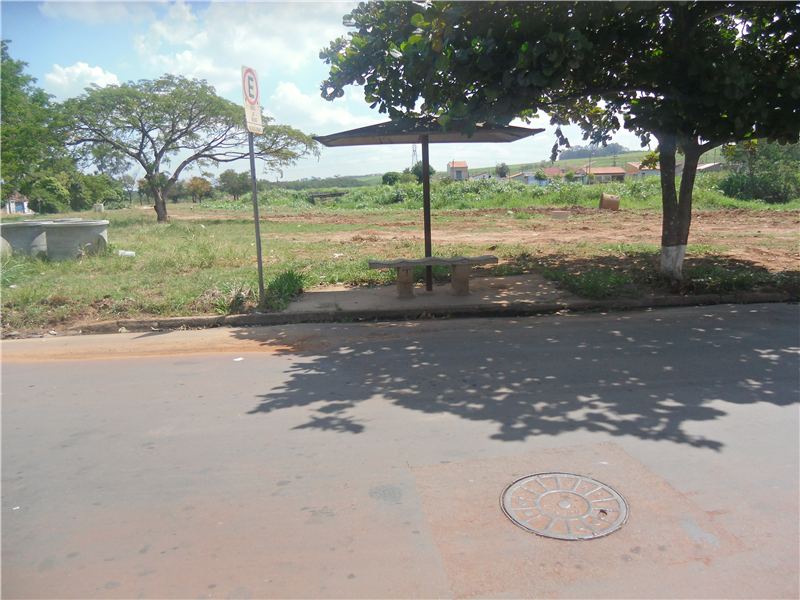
500, 472, 628, 540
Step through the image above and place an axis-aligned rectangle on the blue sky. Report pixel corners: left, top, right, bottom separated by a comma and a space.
2, 1, 646, 181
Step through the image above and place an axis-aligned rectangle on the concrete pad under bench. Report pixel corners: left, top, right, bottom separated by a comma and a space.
369, 255, 498, 298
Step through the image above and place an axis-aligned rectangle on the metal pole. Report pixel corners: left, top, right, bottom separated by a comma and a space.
422, 134, 432, 291
249, 131, 266, 308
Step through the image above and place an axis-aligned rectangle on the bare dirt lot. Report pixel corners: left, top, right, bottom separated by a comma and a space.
258, 207, 800, 272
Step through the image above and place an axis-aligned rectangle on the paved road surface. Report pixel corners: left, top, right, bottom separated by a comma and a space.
2, 304, 798, 599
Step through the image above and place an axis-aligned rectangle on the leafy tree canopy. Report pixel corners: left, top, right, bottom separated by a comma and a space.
411, 160, 435, 183
186, 176, 213, 202
321, 1, 800, 278
65, 74, 320, 222
495, 162, 510, 178
382, 171, 401, 185
1, 40, 68, 198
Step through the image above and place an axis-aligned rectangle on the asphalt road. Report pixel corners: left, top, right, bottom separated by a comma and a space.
2, 304, 798, 599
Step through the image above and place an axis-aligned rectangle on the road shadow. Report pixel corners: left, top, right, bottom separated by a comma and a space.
234, 304, 798, 450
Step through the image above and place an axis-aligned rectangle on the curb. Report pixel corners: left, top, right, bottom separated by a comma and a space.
64, 292, 793, 336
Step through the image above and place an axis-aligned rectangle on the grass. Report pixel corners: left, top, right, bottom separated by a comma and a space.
2, 173, 798, 333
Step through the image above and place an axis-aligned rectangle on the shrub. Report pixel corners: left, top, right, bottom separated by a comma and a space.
382, 171, 401, 185
719, 170, 799, 204
30, 177, 70, 214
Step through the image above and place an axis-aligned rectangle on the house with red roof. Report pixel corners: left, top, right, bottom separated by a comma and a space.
447, 160, 470, 181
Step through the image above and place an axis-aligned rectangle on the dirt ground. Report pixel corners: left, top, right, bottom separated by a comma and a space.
252, 207, 800, 272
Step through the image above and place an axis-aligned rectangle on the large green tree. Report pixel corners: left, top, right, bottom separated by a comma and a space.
65, 75, 319, 222
321, 2, 800, 278
1, 40, 67, 199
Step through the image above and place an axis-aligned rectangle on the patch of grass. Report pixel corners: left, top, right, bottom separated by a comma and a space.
680, 265, 799, 297
542, 267, 641, 300
1, 254, 28, 288
264, 269, 304, 312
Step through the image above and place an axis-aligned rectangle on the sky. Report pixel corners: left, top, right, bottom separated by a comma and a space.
1, 0, 647, 181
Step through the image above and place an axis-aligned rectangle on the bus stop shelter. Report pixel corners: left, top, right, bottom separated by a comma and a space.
314, 116, 544, 290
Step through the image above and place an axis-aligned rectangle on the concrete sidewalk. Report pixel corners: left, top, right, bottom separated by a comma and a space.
285, 272, 574, 313
41, 273, 790, 337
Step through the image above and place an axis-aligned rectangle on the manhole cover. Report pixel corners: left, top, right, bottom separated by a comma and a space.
500, 472, 628, 540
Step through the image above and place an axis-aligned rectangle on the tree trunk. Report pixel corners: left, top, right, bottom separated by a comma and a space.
153, 188, 168, 223
658, 136, 700, 280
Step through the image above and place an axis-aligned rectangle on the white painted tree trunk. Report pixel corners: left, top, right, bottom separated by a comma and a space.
660, 245, 686, 280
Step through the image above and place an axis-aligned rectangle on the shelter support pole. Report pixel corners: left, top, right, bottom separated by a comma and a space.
422, 134, 432, 291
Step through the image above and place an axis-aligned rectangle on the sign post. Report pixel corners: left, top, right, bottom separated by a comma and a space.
241, 66, 265, 308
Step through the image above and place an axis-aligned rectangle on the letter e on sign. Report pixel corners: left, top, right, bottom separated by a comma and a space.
241, 66, 263, 134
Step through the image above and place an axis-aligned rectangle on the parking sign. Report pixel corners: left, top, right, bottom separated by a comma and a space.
241, 66, 263, 134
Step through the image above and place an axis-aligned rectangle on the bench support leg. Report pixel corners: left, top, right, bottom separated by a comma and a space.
396, 267, 415, 298
450, 264, 471, 296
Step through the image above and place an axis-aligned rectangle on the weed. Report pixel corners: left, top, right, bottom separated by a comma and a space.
1, 255, 27, 288
264, 270, 305, 312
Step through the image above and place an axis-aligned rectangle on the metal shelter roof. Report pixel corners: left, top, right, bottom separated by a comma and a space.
313, 116, 544, 147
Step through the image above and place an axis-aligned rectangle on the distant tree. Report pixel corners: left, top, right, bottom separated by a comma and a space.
186, 177, 213, 203
65, 74, 319, 223
495, 162, 510, 178
218, 169, 251, 200
137, 179, 152, 204
321, 2, 800, 279
121, 174, 136, 204
559, 143, 630, 161
564, 171, 576, 182
82, 173, 125, 208
410, 160, 435, 183
382, 171, 401, 185
534, 170, 547, 182
166, 179, 186, 204
1, 40, 67, 199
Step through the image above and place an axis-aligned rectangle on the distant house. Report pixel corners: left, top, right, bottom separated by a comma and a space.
518, 166, 564, 187
447, 160, 470, 181
625, 161, 685, 179
472, 172, 493, 180
4, 193, 32, 215
541, 166, 565, 179
584, 166, 626, 183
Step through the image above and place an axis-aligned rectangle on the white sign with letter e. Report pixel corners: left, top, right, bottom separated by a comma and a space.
241, 66, 263, 134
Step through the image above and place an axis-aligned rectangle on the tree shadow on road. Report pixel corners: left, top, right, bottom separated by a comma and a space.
234, 304, 798, 450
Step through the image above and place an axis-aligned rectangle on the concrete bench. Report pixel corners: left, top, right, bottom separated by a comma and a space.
368, 255, 498, 298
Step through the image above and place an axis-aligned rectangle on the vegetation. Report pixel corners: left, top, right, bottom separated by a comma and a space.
382, 171, 401, 185
266, 175, 371, 190
719, 140, 800, 204
2, 172, 797, 334
218, 169, 251, 201
64, 74, 319, 222
321, 2, 800, 280
559, 143, 630, 161
0, 41, 66, 201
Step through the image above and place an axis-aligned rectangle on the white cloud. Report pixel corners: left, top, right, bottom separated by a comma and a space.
44, 63, 120, 99
132, 2, 357, 94
270, 82, 376, 133
39, 2, 153, 25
